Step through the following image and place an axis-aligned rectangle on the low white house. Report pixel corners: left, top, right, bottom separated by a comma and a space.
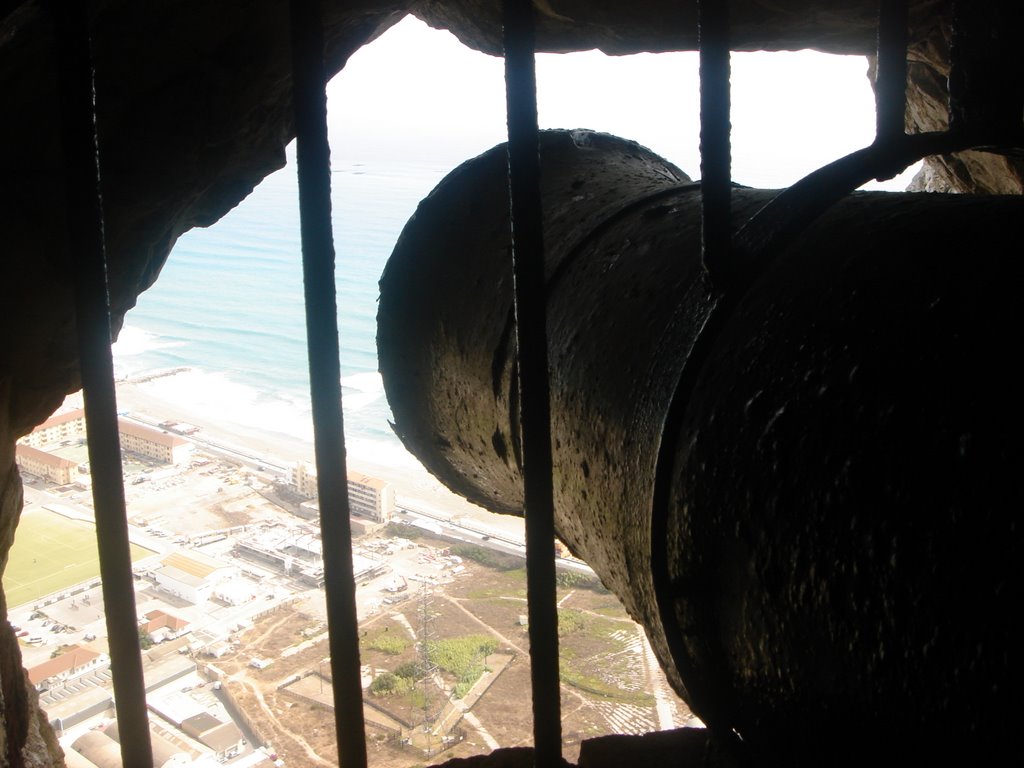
27, 645, 108, 691
140, 609, 192, 643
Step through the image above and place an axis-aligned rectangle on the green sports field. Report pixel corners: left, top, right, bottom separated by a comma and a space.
2, 508, 154, 608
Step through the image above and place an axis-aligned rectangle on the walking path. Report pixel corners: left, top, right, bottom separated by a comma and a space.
640, 629, 679, 730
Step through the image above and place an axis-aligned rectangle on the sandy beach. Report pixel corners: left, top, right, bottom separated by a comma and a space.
114, 373, 528, 540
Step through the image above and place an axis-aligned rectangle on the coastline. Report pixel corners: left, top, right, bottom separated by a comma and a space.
114, 373, 528, 540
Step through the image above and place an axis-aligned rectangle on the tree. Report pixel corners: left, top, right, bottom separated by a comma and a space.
370, 671, 400, 696
138, 628, 154, 649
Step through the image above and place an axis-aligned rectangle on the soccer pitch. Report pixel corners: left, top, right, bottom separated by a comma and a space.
3, 508, 154, 609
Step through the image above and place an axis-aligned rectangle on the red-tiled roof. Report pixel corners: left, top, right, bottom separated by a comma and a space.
143, 609, 190, 632
34, 408, 86, 431
118, 418, 188, 447
27, 645, 100, 684
16, 444, 77, 468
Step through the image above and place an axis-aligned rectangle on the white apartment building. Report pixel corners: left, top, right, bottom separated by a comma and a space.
290, 462, 395, 523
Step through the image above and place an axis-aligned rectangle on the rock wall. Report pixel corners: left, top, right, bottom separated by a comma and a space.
1, 2, 410, 763
902, 15, 1024, 192
0, 386, 64, 767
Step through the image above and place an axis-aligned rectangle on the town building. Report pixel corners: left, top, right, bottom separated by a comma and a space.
148, 688, 245, 761
290, 462, 395, 522
19, 408, 87, 448
140, 609, 192, 644
15, 444, 79, 485
213, 580, 258, 606
72, 723, 187, 768
117, 418, 193, 464
69, 730, 123, 768
348, 472, 395, 522
181, 712, 244, 760
152, 551, 236, 604
290, 461, 318, 498
105, 721, 187, 768
27, 645, 109, 692
232, 524, 385, 587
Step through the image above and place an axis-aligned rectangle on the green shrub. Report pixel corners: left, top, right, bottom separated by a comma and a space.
426, 635, 498, 698
449, 543, 524, 571
362, 632, 408, 655
384, 522, 423, 539
394, 661, 423, 680
555, 569, 610, 593
557, 609, 586, 636
370, 672, 400, 696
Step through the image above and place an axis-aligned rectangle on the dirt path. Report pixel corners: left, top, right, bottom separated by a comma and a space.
443, 595, 528, 654
392, 612, 417, 641
462, 711, 499, 749
234, 676, 334, 767
639, 629, 684, 730
247, 611, 294, 648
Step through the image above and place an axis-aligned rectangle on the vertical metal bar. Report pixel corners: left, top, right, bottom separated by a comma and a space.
876, 0, 908, 140
50, 3, 154, 766
501, 2, 563, 765
288, 3, 367, 767
698, 0, 732, 286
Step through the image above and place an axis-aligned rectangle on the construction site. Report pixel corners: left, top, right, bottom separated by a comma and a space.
201, 524, 693, 768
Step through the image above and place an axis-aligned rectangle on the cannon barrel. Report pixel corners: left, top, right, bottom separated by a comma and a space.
377, 130, 1023, 762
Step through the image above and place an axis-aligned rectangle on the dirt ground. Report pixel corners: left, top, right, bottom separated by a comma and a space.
207, 530, 693, 768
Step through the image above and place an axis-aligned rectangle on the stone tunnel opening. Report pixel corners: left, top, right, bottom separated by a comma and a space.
7, 8, 978, 768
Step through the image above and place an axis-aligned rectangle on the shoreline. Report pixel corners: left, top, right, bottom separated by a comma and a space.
114, 374, 528, 540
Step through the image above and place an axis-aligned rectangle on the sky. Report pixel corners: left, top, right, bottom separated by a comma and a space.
325, 15, 920, 190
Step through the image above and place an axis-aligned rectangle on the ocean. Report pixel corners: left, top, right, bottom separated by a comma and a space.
112, 154, 453, 468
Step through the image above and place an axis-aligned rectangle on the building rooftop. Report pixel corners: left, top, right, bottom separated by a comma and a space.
199, 721, 243, 752
161, 551, 230, 579
33, 408, 86, 431
349, 472, 388, 490
117, 418, 189, 447
16, 443, 78, 468
143, 609, 191, 633
27, 645, 101, 684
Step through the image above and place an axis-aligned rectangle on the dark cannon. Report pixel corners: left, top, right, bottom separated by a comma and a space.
378, 129, 1023, 764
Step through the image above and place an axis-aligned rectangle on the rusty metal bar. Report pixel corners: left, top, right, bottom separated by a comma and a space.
289, 2, 367, 767
51, 2, 153, 765
501, 1, 564, 764
698, 0, 732, 286
875, 0, 908, 140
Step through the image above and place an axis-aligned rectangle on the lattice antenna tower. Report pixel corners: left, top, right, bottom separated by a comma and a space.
418, 582, 441, 723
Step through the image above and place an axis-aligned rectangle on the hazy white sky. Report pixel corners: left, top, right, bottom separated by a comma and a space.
326, 15, 919, 190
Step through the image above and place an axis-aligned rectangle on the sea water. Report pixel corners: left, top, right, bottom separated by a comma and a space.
113, 154, 453, 467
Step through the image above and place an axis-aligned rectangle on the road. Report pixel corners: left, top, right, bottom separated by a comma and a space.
392, 506, 595, 576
